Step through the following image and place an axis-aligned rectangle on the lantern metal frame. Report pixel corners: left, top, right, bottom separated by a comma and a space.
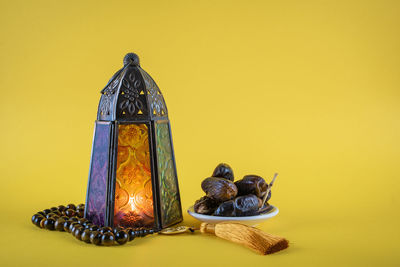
84, 53, 183, 231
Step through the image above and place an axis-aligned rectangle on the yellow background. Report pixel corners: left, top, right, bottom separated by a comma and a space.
1, 0, 399, 266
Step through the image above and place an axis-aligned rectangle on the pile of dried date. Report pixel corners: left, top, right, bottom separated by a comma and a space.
194, 163, 277, 217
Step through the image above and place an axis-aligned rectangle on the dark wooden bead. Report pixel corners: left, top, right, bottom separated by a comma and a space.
76, 204, 85, 210
43, 209, 52, 215
84, 223, 93, 229
127, 229, 136, 241
37, 211, 46, 217
52, 210, 61, 216
74, 227, 84, 240
134, 230, 145, 237
68, 217, 79, 222
58, 205, 66, 212
63, 220, 72, 232
60, 216, 69, 220
55, 218, 66, 231
89, 225, 99, 232
90, 231, 102, 246
32, 214, 44, 227
140, 230, 146, 237
50, 207, 58, 211
40, 218, 46, 228
54, 218, 66, 231
43, 218, 56, 230
76, 207, 84, 213
76, 209, 84, 218
101, 232, 115, 246
115, 230, 128, 245
77, 218, 88, 225
34, 216, 44, 227
71, 224, 83, 235
113, 226, 124, 235
81, 229, 91, 243
66, 204, 76, 210
65, 209, 76, 217
46, 213, 59, 219
100, 227, 113, 234
31, 214, 40, 224
69, 222, 80, 233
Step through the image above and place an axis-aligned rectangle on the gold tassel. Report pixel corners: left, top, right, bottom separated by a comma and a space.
200, 222, 289, 255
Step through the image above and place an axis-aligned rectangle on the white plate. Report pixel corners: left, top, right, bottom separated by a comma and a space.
187, 205, 279, 226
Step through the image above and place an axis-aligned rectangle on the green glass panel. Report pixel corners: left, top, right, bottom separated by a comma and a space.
155, 122, 182, 226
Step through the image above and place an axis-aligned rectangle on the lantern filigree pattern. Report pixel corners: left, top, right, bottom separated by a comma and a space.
138, 68, 167, 116
113, 124, 154, 228
85, 53, 183, 230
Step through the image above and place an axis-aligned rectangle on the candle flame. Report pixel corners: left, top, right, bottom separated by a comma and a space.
128, 195, 136, 211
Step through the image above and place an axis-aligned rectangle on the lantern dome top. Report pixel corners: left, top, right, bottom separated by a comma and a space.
97, 53, 168, 122
123, 53, 140, 66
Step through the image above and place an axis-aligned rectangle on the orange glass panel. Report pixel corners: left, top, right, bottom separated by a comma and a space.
113, 124, 154, 228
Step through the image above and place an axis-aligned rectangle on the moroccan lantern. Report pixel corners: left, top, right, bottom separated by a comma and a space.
84, 53, 183, 231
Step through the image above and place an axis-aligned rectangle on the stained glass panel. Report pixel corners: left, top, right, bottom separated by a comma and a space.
86, 122, 111, 226
155, 122, 182, 227
113, 124, 154, 228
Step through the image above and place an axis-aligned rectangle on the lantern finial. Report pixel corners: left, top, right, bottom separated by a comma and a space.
123, 53, 140, 66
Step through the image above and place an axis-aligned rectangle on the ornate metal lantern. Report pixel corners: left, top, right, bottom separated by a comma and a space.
84, 53, 183, 231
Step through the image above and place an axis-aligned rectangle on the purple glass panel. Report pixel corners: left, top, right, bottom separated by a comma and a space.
85, 122, 111, 226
